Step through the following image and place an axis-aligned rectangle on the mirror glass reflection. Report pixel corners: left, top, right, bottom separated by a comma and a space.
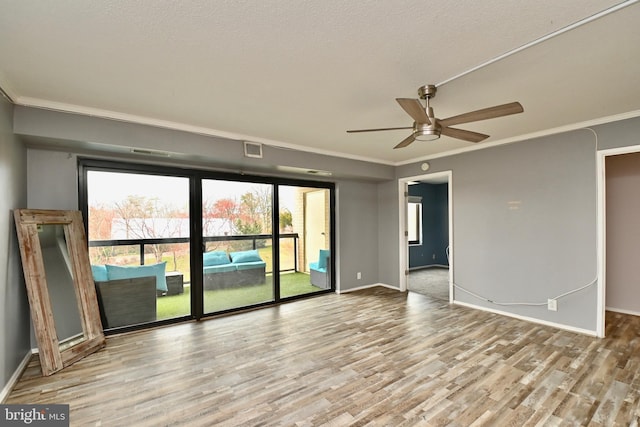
38, 224, 85, 350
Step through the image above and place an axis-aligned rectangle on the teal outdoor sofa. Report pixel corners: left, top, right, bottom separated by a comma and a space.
203, 249, 266, 290
91, 262, 169, 329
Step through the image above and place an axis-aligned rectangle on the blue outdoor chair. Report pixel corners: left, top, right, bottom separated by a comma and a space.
309, 249, 330, 289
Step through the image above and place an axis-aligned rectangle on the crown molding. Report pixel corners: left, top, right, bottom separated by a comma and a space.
395, 109, 640, 166
14, 96, 397, 166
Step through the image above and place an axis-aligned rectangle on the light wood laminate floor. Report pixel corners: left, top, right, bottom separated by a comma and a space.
6, 287, 640, 426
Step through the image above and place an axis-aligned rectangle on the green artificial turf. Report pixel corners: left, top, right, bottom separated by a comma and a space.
156, 272, 321, 320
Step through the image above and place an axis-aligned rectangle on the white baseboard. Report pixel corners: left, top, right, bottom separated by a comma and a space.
0, 350, 33, 403
606, 306, 640, 317
453, 301, 598, 337
337, 283, 401, 294
338, 284, 597, 336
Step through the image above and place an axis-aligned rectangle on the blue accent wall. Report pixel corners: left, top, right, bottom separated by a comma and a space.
408, 183, 448, 268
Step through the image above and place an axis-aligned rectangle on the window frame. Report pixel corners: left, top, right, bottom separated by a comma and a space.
78, 158, 336, 333
407, 201, 422, 246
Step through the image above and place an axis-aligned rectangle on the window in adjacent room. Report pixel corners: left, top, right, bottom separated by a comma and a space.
408, 198, 422, 245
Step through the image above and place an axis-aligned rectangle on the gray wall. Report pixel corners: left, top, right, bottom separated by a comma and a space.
0, 96, 30, 395
27, 150, 79, 210
20, 104, 388, 294
395, 129, 599, 332
26, 149, 384, 293
14, 106, 395, 183
18, 101, 640, 339
377, 179, 400, 288
592, 117, 640, 151
336, 180, 380, 290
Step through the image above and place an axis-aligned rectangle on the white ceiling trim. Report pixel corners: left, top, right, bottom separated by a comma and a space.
395, 109, 640, 166
16, 95, 640, 168
14, 95, 397, 166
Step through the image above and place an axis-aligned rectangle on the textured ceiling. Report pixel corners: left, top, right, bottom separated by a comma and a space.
1, 0, 639, 165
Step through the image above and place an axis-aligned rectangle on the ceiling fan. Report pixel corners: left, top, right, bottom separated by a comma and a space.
347, 85, 524, 149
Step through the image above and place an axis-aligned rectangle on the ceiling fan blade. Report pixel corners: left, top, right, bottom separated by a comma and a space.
396, 98, 431, 125
394, 134, 416, 149
441, 127, 489, 143
347, 126, 412, 133
439, 102, 523, 127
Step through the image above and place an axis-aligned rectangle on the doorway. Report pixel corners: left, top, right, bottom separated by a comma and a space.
597, 145, 640, 337
304, 189, 328, 271
399, 171, 453, 302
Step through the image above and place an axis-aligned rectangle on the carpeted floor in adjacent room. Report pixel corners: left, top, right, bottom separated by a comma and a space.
407, 267, 449, 301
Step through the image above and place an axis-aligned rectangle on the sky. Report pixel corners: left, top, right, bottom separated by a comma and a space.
87, 171, 296, 211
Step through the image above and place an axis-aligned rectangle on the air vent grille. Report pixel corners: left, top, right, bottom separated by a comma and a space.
244, 141, 263, 158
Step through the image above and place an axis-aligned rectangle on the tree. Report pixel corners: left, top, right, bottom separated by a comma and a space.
232, 187, 272, 249
88, 205, 116, 264
236, 188, 272, 234
279, 208, 292, 231
210, 198, 238, 234
201, 197, 238, 251
112, 195, 185, 264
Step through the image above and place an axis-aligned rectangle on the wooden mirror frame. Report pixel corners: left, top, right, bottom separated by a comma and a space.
14, 209, 105, 376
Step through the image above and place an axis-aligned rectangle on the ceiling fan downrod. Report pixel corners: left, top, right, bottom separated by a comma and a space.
418, 84, 436, 119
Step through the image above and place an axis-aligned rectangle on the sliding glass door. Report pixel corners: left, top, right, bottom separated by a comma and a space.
85, 170, 191, 329
201, 179, 274, 314
278, 186, 332, 297
81, 159, 334, 331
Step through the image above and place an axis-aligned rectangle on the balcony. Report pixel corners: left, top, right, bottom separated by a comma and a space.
88, 233, 325, 325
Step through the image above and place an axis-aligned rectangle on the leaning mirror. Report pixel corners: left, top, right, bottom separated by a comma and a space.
14, 209, 105, 376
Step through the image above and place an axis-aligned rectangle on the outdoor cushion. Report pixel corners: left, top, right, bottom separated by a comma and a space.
106, 262, 168, 292
310, 249, 330, 272
234, 260, 266, 271
309, 261, 326, 273
318, 249, 330, 269
91, 264, 109, 281
203, 264, 237, 274
203, 250, 231, 267
230, 249, 262, 264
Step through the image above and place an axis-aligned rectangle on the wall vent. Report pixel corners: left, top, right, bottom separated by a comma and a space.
244, 141, 263, 158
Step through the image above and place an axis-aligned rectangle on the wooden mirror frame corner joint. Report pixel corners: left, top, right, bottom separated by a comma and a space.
14, 209, 106, 376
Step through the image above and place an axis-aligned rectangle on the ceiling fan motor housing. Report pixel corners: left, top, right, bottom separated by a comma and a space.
418, 84, 437, 100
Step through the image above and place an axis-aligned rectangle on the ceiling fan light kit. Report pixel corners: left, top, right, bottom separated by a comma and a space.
347, 84, 523, 149
413, 122, 441, 141
414, 132, 440, 142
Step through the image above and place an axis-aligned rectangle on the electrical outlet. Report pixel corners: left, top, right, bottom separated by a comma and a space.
357, 272, 362, 280
547, 299, 557, 311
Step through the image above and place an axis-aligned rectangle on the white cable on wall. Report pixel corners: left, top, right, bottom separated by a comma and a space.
454, 277, 597, 307
452, 128, 601, 309
584, 127, 598, 150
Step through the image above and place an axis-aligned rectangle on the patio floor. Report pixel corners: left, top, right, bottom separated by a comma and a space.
156, 271, 324, 320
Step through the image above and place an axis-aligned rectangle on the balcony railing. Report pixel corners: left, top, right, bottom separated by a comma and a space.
88, 233, 300, 275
